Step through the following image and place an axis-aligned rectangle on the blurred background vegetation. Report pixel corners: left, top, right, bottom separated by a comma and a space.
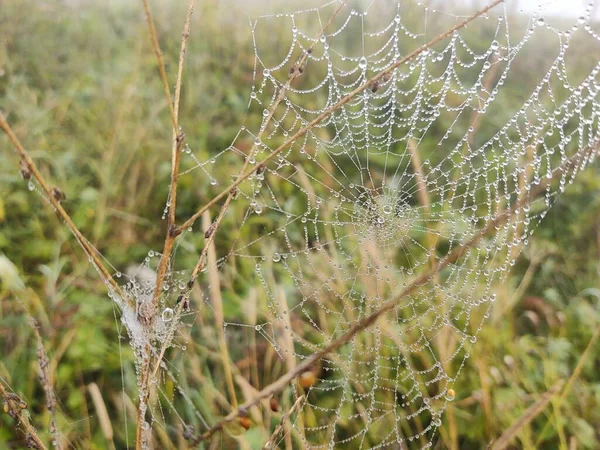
1, 0, 599, 449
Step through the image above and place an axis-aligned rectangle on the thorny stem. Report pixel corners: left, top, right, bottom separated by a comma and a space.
175, 0, 505, 235
190, 145, 597, 444
0, 113, 130, 307
151, 0, 196, 312
136, 1, 195, 448
0, 380, 48, 450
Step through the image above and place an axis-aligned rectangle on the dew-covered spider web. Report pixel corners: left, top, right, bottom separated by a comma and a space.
111, 1, 600, 448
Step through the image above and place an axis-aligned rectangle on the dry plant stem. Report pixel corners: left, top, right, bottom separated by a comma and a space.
202, 210, 238, 408
87, 383, 117, 450
29, 319, 61, 449
147, 1, 351, 380
176, 0, 504, 234
191, 145, 596, 444
0, 113, 128, 306
0, 381, 48, 450
141, 0, 177, 131
534, 323, 600, 446
152, 0, 195, 308
263, 395, 305, 450
136, 4, 195, 445
172, 0, 348, 269
491, 381, 564, 450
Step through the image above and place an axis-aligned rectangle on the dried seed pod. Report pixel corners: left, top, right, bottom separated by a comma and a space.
51, 187, 66, 203
269, 397, 280, 412
239, 416, 252, 430
204, 222, 216, 239
299, 370, 318, 389
371, 81, 380, 93
19, 160, 31, 181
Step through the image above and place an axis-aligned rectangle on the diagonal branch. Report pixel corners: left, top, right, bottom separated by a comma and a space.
0, 380, 48, 450
175, 0, 505, 235
0, 113, 129, 307
190, 144, 597, 444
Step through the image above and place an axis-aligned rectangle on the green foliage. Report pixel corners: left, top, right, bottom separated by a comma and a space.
0, 1, 599, 449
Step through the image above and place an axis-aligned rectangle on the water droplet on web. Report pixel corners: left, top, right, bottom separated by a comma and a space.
28, 180, 35, 191
116, 271, 122, 278
359, 57, 367, 70
148, 250, 155, 257
162, 308, 174, 322
272, 252, 281, 262
537, 17, 545, 26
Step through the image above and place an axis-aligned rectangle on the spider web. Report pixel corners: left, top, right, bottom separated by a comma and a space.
114, 1, 600, 448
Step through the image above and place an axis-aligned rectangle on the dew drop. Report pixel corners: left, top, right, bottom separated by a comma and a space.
162, 308, 174, 322
272, 252, 281, 262
358, 56, 368, 70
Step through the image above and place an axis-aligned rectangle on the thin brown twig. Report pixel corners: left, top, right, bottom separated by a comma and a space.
491, 381, 564, 450
173, 0, 349, 258
534, 322, 600, 446
190, 144, 595, 444
0, 380, 48, 450
175, 0, 504, 235
151, 0, 196, 310
145, 0, 349, 413
263, 395, 305, 450
135, 4, 196, 444
29, 318, 61, 449
141, 0, 177, 131
0, 113, 129, 307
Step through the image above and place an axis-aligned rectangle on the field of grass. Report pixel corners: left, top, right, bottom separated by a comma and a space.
1, 1, 600, 449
